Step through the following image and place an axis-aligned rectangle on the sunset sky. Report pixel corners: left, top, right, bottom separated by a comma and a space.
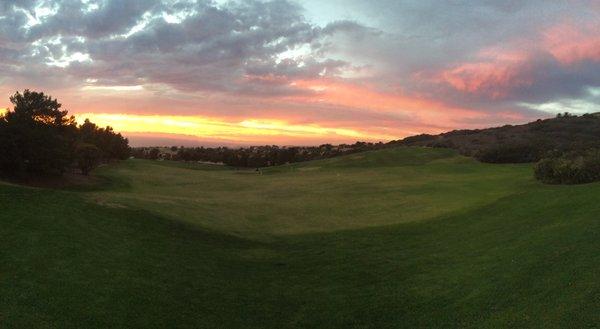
1, 0, 599, 146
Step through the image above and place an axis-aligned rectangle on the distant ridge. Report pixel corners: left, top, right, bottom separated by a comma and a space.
396, 113, 600, 163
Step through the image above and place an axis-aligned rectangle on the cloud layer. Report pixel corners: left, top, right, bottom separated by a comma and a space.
1, 0, 599, 145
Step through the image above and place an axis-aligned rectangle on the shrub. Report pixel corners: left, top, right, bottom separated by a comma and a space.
475, 143, 540, 163
534, 150, 600, 184
76, 143, 102, 176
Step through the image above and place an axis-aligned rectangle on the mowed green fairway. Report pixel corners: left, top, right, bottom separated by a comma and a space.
1, 147, 598, 328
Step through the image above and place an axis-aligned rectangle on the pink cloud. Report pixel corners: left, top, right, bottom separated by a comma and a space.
424, 21, 600, 99
543, 22, 600, 64
423, 46, 533, 99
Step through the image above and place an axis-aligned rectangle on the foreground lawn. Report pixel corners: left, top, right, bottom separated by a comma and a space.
1, 147, 598, 328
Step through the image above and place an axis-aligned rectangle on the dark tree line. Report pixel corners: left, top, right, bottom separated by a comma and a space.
133, 142, 386, 168
0, 90, 129, 177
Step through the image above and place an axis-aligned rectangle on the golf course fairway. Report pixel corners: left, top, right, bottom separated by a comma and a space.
1, 147, 598, 328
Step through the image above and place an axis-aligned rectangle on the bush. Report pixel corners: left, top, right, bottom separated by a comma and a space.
475, 143, 540, 163
76, 143, 102, 175
534, 150, 600, 184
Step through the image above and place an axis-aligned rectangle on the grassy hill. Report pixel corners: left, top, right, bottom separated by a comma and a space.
1, 147, 599, 328
398, 113, 600, 163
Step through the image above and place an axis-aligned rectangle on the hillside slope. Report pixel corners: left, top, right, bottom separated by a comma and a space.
1, 147, 599, 328
398, 114, 600, 163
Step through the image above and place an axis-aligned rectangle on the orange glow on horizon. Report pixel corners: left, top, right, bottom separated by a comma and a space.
68, 78, 492, 143
2, 76, 515, 145
74, 113, 397, 144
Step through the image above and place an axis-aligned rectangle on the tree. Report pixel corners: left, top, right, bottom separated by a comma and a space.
0, 118, 22, 173
148, 148, 161, 160
6, 90, 75, 127
0, 90, 77, 175
78, 119, 130, 161
75, 143, 102, 175
0, 90, 130, 178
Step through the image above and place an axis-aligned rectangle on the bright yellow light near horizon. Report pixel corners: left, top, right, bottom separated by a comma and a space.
74, 113, 395, 142
240, 120, 365, 138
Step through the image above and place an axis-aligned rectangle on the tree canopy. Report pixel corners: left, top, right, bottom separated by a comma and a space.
0, 90, 129, 177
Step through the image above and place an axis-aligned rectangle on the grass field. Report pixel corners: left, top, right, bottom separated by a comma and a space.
1, 147, 599, 328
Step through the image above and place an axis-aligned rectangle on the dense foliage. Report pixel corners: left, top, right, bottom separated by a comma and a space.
534, 150, 600, 184
0, 90, 129, 177
132, 142, 386, 167
475, 143, 542, 164
79, 119, 130, 162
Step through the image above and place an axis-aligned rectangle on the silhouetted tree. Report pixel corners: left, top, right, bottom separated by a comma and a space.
79, 119, 130, 161
76, 143, 102, 175
0, 90, 130, 177
133, 142, 387, 168
148, 148, 160, 160
0, 90, 77, 175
